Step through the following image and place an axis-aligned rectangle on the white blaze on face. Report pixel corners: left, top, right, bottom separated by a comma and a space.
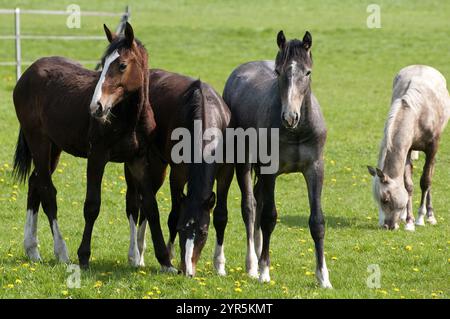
287, 61, 298, 107
90, 49, 120, 113
185, 238, 195, 277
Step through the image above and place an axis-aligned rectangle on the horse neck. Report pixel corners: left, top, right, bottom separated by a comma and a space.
378, 104, 415, 179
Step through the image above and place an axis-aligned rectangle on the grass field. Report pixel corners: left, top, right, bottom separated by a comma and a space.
0, 0, 449, 299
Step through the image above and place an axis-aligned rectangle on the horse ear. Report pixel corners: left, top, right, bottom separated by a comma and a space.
277, 30, 286, 50
376, 168, 388, 183
104, 24, 116, 43
204, 192, 216, 210
367, 166, 377, 177
124, 22, 134, 47
303, 31, 312, 51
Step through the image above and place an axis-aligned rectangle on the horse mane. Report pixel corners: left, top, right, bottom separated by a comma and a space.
275, 39, 312, 71
379, 79, 422, 167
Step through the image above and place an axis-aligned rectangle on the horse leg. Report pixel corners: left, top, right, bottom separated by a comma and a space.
28, 136, 68, 263
416, 148, 437, 226
404, 152, 415, 231
236, 163, 258, 279
253, 178, 263, 259
212, 164, 234, 276
138, 157, 168, 266
303, 160, 332, 288
127, 157, 176, 273
257, 174, 277, 283
24, 170, 41, 261
77, 154, 107, 268
124, 164, 141, 267
167, 166, 185, 262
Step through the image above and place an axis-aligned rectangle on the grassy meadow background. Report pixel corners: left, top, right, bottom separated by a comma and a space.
0, 0, 449, 298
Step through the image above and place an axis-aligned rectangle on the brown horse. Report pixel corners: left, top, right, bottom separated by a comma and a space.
12, 23, 173, 271
125, 69, 232, 276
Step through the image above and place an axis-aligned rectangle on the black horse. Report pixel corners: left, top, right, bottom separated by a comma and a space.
219, 31, 332, 287
125, 69, 232, 276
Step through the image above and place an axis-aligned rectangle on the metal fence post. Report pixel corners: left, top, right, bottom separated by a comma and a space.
14, 7, 21, 82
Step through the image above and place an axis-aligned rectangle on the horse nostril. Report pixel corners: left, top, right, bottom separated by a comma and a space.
383, 224, 389, 230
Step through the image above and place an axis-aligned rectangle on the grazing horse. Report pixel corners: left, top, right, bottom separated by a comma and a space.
220, 31, 332, 288
12, 23, 174, 271
126, 69, 231, 276
368, 65, 450, 231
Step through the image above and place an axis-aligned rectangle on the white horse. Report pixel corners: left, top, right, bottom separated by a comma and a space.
368, 65, 450, 231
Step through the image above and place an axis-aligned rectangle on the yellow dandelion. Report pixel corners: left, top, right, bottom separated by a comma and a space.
331, 178, 337, 183
7, 253, 13, 257
307, 248, 313, 253
147, 291, 154, 296
393, 288, 400, 292
234, 288, 242, 293
330, 160, 335, 165
431, 293, 438, 298
405, 245, 413, 251
93, 281, 103, 288
62, 290, 69, 296
331, 256, 338, 261
216, 287, 223, 291
412, 268, 419, 272
366, 216, 372, 220
119, 175, 125, 181
199, 282, 206, 286
305, 271, 314, 276
139, 270, 146, 275
7, 284, 14, 289
270, 280, 276, 286
299, 239, 306, 243
15, 279, 22, 284
30, 267, 36, 272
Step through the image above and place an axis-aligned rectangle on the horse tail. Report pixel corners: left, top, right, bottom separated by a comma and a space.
13, 128, 32, 184
183, 79, 203, 123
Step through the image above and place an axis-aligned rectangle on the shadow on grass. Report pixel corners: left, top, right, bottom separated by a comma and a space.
279, 214, 378, 230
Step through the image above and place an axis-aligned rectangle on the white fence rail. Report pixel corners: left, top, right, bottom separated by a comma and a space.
0, 6, 130, 81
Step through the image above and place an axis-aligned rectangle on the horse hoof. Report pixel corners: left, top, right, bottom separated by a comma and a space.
214, 262, 227, 276
161, 265, 178, 274
426, 216, 437, 225
415, 217, 425, 226
404, 222, 415, 232
258, 266, 270, 283
319, 280, 333, 289
248, 268, 259, 279
26, 248, 42, 262
55, 246, 70, 264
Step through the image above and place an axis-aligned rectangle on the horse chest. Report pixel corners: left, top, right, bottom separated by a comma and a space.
277, 142, 312, 174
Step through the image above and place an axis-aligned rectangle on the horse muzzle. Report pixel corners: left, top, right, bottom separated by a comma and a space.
282, 111, 300, 129
90, 101, 110, 119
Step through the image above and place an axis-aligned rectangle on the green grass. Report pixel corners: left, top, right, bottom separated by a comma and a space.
0, 0, 449, 299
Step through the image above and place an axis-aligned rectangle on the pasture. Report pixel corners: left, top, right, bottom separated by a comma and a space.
0, 0, 449, 299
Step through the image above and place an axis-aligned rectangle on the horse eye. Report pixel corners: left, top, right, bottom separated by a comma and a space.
305, 70, 312, 76
119, 63, 127, 72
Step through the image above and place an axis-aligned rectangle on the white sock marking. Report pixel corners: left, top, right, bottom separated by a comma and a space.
24, 209, 41, 261
128, 215, 140, 267
246, 238, 259, 279
316, 258, 332, 289
52, 220, 69, 263
137, 220, 147, 267
213, 243, 226, 276
185, 238, 195, 277
259, 264, 271, 283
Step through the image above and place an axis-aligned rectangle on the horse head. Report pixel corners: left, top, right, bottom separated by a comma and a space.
275, 30, 313, 129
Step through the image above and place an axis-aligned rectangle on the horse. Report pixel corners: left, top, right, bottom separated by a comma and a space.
368, 65, 450, 231
12, 23, 174, 272
125, 69, 232, 276
219, 30, 332, 288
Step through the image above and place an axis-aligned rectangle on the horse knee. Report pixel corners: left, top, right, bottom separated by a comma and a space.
309, 214, 325, 240
260, 206, 277, 233
83, 198, 100, 221
213, 208, 228, 232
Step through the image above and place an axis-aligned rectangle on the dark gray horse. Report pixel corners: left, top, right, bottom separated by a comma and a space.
219, 31, 332, 287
